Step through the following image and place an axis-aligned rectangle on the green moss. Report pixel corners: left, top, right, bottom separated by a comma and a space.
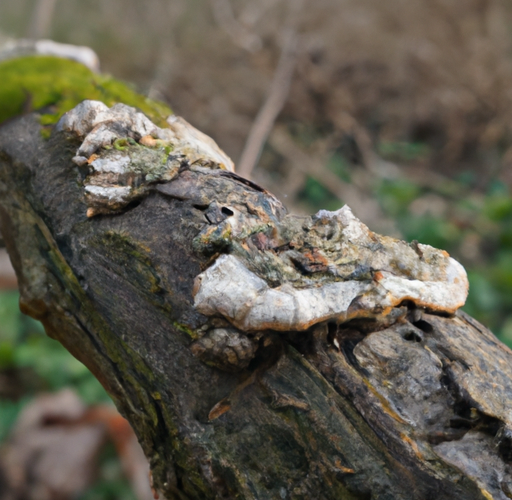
0, 55, 172, 127
113, 137, 137, 151
172, 322, 198, 340
94, 231, 165, 295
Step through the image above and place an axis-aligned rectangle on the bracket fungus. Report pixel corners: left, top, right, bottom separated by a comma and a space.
193, 206, 469, 332
56, 100, 234, 217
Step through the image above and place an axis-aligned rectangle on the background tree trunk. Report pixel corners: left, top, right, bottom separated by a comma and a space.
2, 102, 512, 500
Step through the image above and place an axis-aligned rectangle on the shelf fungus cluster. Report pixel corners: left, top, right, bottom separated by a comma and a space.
193, 205, 469, 332
56, 100, 234, 217
59, 100, 469, 335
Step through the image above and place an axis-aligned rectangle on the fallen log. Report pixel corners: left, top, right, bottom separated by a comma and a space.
1, 54, 512, 500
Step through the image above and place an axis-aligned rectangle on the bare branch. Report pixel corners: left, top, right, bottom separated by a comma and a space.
147, 0, 185, 102
236, 22, 300, 178
209, 0, 263, 52
26, 0, 58, 39
239, 0, 283, 26
269, 126, 397, 233
0, 249, 17, 290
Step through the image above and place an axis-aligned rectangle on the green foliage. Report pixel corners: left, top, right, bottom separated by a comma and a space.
298, 177, 341, 212
79, 444, 137, 500
326, 153, 351, 182
0, 291, 109, 404
0, 55, 172, 128
376, 179, 422, 217
0, 290, 110, 427
0, 290, 129, 497
375, 171, 512, 344
297, 153, 353, 211
378, 141, 430, 163
0, 398, 28, 442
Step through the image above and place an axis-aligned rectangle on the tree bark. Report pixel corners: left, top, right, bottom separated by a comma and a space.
2, 100, 512, 500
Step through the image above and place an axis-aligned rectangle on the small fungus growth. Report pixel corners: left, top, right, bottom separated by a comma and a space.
56, 100, 234, 216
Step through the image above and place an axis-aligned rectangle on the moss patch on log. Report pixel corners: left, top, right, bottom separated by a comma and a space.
0, 55, 171, 129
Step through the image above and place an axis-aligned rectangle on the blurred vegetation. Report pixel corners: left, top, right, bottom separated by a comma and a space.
0, 291, 134, 498
2, 0, 512, 496
0, 291, 109, 406
81, 443, 138, 500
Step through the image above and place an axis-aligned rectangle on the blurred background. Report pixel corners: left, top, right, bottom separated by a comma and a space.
2, 0, 512, 497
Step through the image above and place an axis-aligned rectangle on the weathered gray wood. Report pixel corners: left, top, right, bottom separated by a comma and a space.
2, 108, 512, 500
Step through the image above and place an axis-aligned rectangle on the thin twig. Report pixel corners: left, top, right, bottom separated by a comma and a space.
0, 249, 17, 290
147, 0, 185, 102
209, 0, 262, 52
26, 0, 58, 39
269, 126, 397, 234
239, 0, 282, 27
237, 8, 301, 178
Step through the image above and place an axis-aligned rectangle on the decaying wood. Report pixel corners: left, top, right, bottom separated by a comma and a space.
2, 96, 512, 500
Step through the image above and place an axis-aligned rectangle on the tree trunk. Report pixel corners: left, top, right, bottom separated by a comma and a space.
2, 91, 512, 500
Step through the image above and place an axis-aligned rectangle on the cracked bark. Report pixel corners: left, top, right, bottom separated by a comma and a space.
2, 110, 512, 500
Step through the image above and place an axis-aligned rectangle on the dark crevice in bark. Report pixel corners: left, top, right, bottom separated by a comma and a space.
412, 318, 434, 333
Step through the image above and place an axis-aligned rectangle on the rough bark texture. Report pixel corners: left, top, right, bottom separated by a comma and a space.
2, 109, 512, 500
